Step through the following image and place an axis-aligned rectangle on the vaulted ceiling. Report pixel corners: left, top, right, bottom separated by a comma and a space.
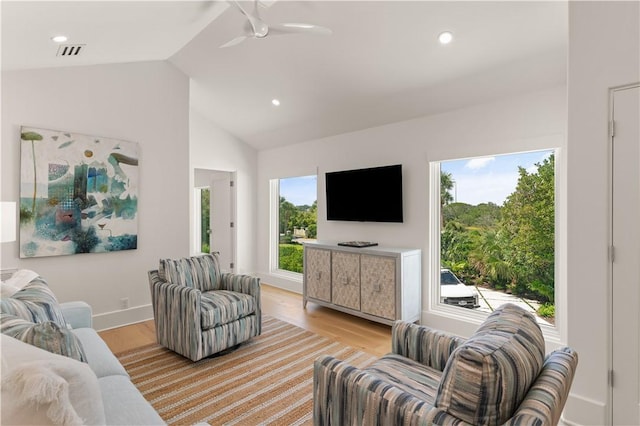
1, 1, 568, 150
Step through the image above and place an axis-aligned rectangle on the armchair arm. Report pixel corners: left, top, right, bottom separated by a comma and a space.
392, 321, 466, 371
60, 301, 92, 329
220, 272, 261, 334
148, 270, 203, 361
313, 355, 469, 425
504, 347, 579, 426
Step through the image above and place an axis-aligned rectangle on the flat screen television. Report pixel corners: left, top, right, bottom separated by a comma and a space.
325, 164, 403, 223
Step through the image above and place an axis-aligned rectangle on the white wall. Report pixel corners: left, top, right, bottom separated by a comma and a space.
0, 2, 634, 420
0, 61, 190, 329
189, 109, 257, 275
564, 2, 640, 425
257, 84, 566, 304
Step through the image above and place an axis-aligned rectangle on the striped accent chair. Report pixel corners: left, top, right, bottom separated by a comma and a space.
148, 253, 261, 361
314, 303, 578, 425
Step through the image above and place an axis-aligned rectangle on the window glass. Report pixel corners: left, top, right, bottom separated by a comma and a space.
438, 150, 556, 325
277, 175, 317, 274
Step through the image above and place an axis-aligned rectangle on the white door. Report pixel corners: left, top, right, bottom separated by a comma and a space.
611, 84, 640, 424
210, 172, 235, 273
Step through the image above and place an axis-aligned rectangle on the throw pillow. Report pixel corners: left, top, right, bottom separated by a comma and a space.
435, 303, 545, 425
1, 334, 105, 426
0, 276, 67, 326
0, 315, 87, 362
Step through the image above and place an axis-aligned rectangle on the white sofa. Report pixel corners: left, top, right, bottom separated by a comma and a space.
1, 274, 164, 425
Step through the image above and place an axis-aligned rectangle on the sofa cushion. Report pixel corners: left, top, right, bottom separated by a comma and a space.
60, 301, 93, 329
0, 276, 67, 326
435, 303, 545, 425
159, 254, 221, 292
365, 353, 442, 403
200, 290, 256, 330
0, 334, 105, 426
72, 328, 129, 378
1, 315, 87, 362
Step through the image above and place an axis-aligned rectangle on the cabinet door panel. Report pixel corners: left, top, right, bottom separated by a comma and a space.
305, 248, 331, 302
331, 252, 360, 310
361, 255, 396, 320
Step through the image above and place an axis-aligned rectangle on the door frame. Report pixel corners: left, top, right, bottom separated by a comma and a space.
608, 82, 640, 424
192, 168, 237, 273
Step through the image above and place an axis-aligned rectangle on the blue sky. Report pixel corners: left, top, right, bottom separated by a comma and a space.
280, 175, 317, 206
441, 149, 554, 206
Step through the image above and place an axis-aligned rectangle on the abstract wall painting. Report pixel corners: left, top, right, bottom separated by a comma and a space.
19, 126, 139, 258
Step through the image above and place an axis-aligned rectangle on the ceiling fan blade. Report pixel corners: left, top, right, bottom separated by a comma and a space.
230, 0, 269, 38
231, 1, 251, 19
252, 0, 261, 18
268, 23, 332, 36
219, 35, 248, 48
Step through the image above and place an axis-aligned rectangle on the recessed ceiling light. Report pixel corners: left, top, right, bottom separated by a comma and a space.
51, 35, 68, 43
271, 99, 281, 106
438, 31, 453, 45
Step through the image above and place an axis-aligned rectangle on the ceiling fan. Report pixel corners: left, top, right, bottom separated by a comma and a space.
220, 0, 332, 48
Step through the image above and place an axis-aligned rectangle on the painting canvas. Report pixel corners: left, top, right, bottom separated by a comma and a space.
19, 126, 139, 258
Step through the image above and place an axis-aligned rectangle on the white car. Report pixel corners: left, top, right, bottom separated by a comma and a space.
440, 269, 480, 309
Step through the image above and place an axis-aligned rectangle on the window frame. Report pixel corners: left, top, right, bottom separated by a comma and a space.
269, 175, 318, 280
428, 148, 566, 344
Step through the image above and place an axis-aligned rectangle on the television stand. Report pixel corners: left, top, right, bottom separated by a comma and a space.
337, 241, 378, 248
303, 241, 421, 325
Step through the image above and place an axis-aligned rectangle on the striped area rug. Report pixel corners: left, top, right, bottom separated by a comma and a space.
116, 315, 378, 425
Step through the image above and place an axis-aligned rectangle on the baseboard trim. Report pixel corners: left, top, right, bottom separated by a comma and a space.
93, 304, 154, 331
562, 392, 607, 425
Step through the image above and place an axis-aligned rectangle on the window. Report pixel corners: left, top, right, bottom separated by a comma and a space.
194, 187, 210, 254
270, 175, 317, 275
432, 150, 557, 327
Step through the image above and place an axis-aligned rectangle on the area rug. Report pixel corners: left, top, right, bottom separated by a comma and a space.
115, 315, 378, 425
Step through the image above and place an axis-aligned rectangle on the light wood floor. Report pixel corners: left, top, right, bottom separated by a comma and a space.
98, 284, 392, 357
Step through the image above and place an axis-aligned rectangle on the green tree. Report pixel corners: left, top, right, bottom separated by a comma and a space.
298, 201, 318, 238
440, 171, 454, 228
499, 154, 555, 301
307, 201, 317, 237
441, 200, 503, 284
443, 202, 501, 228
279, 196, 298, 237
441, 171, 454, 206
441, 220, 478, 279
468, 230, 513, 289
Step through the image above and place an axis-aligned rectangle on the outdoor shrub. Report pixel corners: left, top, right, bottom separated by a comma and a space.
537, 302, 555, 318
279, 244, 304, 273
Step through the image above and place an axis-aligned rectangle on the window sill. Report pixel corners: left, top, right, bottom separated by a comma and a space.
269, 269, 303, 283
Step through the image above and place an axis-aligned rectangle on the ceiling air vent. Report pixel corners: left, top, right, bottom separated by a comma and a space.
56, 44, 85, 57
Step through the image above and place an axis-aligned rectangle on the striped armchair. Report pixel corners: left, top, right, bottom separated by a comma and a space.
314, 303, 578, 425
148, 254, 261, 362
